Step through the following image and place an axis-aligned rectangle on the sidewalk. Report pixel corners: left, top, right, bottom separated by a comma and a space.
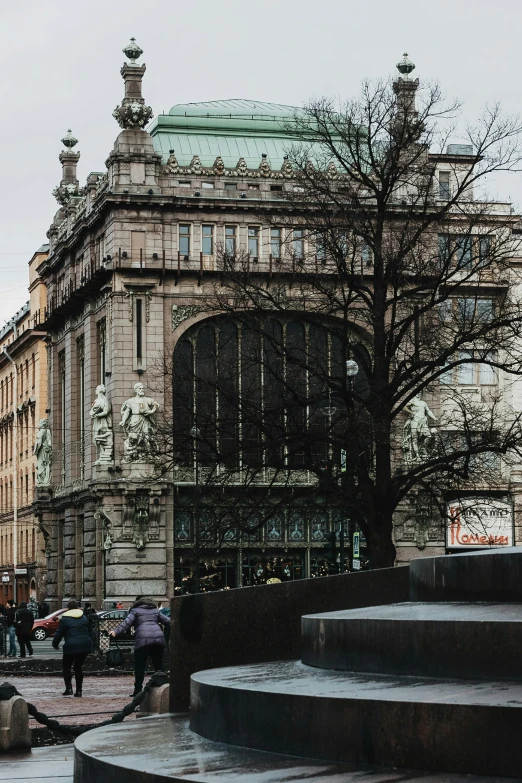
0, 745, 74, 782
10, 674, 136, 727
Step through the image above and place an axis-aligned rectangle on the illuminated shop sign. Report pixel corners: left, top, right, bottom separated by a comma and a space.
446, 498, 513, 549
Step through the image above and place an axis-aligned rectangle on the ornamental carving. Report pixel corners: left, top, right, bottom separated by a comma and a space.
236, 157, 249, 176
213, 156, 226, 175
133, 494, 149, 550
112, 101, 153, 130
327, 162, 339, 179
52, 182, 83, 205
172, 304, 202, 332
188, 155, 204, 174
258, 158, 272, 177
165, 152, 180, 174
280, 159, 293, 178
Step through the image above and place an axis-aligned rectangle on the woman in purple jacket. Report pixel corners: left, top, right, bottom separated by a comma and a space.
110, 596, 170, 697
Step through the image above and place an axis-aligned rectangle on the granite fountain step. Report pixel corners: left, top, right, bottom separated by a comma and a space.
74, 713, 522, 782
301, 601, 522, 680
190, 660, 522, 777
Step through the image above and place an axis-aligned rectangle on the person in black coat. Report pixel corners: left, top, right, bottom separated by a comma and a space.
52, 599, 93, 697
15, 602, 34, 658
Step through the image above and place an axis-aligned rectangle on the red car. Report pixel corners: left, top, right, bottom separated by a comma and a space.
31, 609, 67, 641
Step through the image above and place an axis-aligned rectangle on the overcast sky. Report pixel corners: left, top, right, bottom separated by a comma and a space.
1, 0, 522, 322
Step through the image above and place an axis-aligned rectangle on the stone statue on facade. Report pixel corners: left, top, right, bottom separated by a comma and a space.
402, 394, 437, 464
120, 382, 159, 461
34, 419, 52, 486
90, 385, 114, 465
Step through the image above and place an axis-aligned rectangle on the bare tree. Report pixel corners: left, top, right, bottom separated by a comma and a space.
156, 69, 522, 569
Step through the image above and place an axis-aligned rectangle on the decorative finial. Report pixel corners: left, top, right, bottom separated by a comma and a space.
112, 38, 152, 129
123, 37, 143, 65
396, 53, 415, 79
61, 129, 78, 149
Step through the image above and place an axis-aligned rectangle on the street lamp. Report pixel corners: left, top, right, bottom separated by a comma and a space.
346, 359, 359, 392
345, 357, 359, 572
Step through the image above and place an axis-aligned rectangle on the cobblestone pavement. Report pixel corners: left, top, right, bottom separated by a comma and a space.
11, 674, 137, 726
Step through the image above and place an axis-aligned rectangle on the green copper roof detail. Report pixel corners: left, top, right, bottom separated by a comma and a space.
149, 99, 306, 167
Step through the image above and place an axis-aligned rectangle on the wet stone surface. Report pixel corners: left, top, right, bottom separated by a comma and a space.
74, 713, 522, 783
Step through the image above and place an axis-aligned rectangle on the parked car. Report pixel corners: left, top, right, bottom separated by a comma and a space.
31, 608, 67, 641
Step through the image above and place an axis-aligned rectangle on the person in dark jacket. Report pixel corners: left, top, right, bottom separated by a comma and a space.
52, 599, 93, 697
38, 600, 50, 619
110, 596, 170, 697
15, 602, 34, 658
5, 600, 17, 658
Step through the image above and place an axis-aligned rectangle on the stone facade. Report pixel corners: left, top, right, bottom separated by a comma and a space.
0, 247, 48, 602
33, 43, 522, 607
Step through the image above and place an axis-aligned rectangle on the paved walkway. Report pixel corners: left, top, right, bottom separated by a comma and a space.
0, 745, 74, 782
11, 674, 136, 727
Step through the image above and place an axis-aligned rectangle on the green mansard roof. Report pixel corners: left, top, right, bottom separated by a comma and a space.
149, 99, 305, 168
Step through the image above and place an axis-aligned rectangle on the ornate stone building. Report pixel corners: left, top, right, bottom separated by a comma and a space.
35, 41, 522, 607
0, 246, 48, 602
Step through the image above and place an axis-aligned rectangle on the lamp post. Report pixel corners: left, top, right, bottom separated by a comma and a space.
345, 358, 359, 572
190, 425, 201, 592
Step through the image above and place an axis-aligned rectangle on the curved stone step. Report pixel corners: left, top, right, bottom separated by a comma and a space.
190, 661, 522, 777
74, 713, 522, 783
301, 602, 522, 680
410, 547, 522, 602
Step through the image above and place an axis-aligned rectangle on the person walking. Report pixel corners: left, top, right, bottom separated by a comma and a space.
38, 599, 50, 619
5, 600, 17, 658
52, 599, 93, 697
110, 596, 170, 698
14, 602, 34, 658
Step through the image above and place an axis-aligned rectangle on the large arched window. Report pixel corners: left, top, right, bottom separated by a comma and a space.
173, 316, 369, 473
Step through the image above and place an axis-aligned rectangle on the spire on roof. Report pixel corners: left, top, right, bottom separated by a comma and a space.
393, 52, 419, 120
112, 37, 153, 130
52, 130, 81, 205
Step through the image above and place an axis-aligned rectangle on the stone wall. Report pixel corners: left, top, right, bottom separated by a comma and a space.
169, 565, 410, 711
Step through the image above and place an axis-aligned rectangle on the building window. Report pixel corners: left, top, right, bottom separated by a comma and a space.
173, 317, 367, 473
98, 319, 107, 383
248, 183, 259, 190
456, 234, 472, 269
202, 182, 214, 189
457, 298, 493, 324
225, 226, 236, 256
224, 183, 237, 191
439, 171, 451, 200
293, 229, 304, 260
270, 185, 283, 192
316, 233, 326, 264
270, 228, 281, 259
441, 350, 498, 386
77, 337, 85, 479
361, 242, 371, 266
178, 181, 191, 187
179, 225, 191, 257
478, 235, 491, 267
202, 225, 214, 255
248, 227, 259, 259
136, 299, 143, 360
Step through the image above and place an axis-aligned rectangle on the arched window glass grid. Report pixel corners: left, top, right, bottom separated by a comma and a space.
173, 316, 369, 478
